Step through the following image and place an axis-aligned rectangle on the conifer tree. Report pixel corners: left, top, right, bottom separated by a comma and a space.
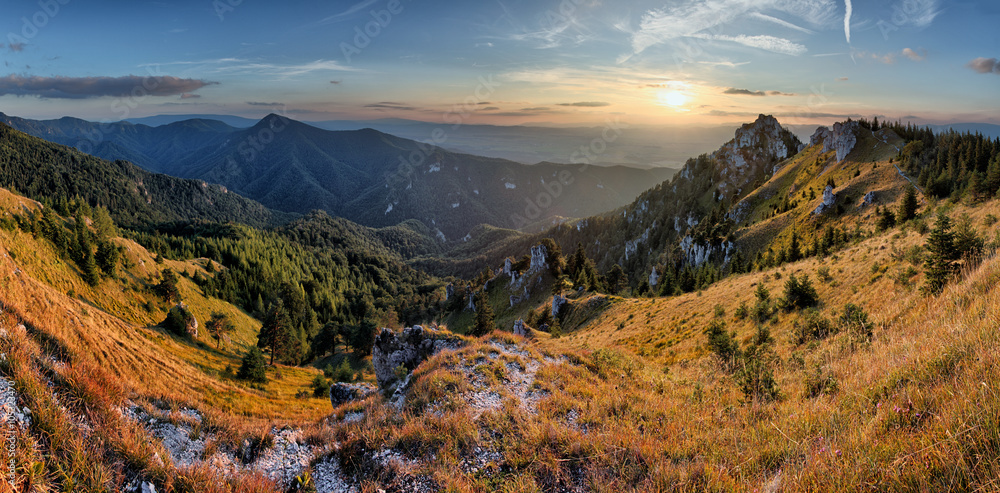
923, 213, 957, 294
258, 301, 293, 365
470, 290, 495, 337
898, 186, 918, 222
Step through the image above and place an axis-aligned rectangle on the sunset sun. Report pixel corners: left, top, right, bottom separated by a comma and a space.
657, 89, 690, 109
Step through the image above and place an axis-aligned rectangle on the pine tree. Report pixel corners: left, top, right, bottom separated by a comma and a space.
257, 301, 293, 365
237, 347, 268, 383
206, 311, 234, 349
606, 264, 627, 294
82, 248, 100, 286
898, 186, 918, 222
923, 213, 957, 294
787, 231, 802, 262
470, 289, 495, 337
155, 268, 181, 303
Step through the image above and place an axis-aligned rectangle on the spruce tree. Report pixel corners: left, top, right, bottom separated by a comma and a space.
155, 268, 181, 303
470, 289, 495, 337
898, 186, 918, 222
257, 301, 292, 365
82, 248, 100, 286
237, 347, 268, 383
923, 213, 957, 294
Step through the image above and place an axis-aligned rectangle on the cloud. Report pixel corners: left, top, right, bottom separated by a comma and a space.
247, 101, 283, 106
556, 101, 611, 107
707, 109, 861, 118
0, 74, 217, 99
836, 77, 849, 81
481, 107, 500, 111
748, 12, 814, 34
521, 107, 550, 111
180, 93, 201, 99
691, 33, 807, 56
330, 80, 341, 84
365, 102, 416, 111
844, 0, 852, 43
967, 57, 1000, 74
630, 0, 836, 55
902, 48, 926, 61
318, 0, 380, 23
769, 91, 796, 96
724, 88, 766, 96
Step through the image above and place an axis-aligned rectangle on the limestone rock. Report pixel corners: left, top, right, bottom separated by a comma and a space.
512, 319, 531, 338
529, 244, 548, 273
445, 283, 454, 301
813, 185, 836, 214
551, 294, 568, 319
649, 267, 659, 287
371, 326, 460, 394
811, 121, 858, 162
863, 191, 877, 207
329, 382, 376, 408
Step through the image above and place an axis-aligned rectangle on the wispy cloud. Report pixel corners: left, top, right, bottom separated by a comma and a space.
365, 102, 417, 111
247, 101, 283, 106
843, 0, 852, 43
630, 0, 836, 55
180, 93, 201, 99
0, 75, 217, 99
692, 33, 807, 55
146, 58, 361, 79
967, 57, 1000, 75
902, 48, 926, 61
707, 109, 861, 118
724, 88, 766, 96
556, 101, 611, 107
318, 0, 380, 24
748, 12, 814, 34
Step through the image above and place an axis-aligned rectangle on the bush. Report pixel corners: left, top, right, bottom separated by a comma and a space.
792, 309, 835, 344
817, 266, 832, 283
330, 359, 354, 383
237, 347, 268, 383
781, 274, 819, 311
736, 346, 779, 402
734, 300, 749, 320
803, 365, 839, 398
162, 304, 195, 338
839, 303, 872, 341
705, 320, 740, 369
311, 374, 330, 398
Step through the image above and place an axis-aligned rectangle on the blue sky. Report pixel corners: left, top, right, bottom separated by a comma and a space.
0, 0, 997, 126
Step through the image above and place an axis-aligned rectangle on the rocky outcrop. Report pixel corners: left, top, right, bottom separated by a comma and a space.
863, 191, 877, 207
649, 267, 659, 287
329, 382, 376, 408
529, 244, 548, 273
711, 114, 799, 191
813, 185, 836, 214
371, 326, 461, 394
679, 236, 734, 266
503, 258, 513, 276
512, 319, 531, 338
445, 283, 454, 301
811, 121, 859, 162
466, 291, 476, 312
551, 294, 568, 318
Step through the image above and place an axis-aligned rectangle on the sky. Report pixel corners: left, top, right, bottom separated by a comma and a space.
0, 0, 997, 127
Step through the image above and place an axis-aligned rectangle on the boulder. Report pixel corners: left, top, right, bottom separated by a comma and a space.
371, 326, 459, 394
529, 244, 548, 273
649, 267, 659, 287
813, 185, 836, 215
329, 382, 377, 408
512, 318, 531, 337
551, 294, 568, 318
503, 258, 513, 275
863, 191, 877, 207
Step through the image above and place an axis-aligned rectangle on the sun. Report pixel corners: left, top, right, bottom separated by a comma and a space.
658, 90, 689, 108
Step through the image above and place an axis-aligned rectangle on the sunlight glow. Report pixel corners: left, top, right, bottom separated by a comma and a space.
658, 90, 689, 108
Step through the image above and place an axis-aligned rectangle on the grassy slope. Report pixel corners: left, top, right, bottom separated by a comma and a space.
0, 187, 330, 423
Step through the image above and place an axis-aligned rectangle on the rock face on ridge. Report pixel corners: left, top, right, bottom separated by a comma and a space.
711, 114, 799, 196
371, 326, 461, 394
810, 120, 859, 162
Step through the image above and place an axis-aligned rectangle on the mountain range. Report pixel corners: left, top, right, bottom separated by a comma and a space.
1, 112, 675, 239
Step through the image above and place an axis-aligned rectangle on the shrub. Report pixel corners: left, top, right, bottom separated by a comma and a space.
781, 274, 819, 311
793, 309, 835, 344
705, 320, 740, 369
803, 365, 839, 398
162, 304, 195, 338
839, 303, 872, 341
330, 359, 354, 383
737, 346, 779, 402
817, 266, 832, 283
237, 347, 268, 383
734, 300, 749, 320
311, 374, 331, 398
